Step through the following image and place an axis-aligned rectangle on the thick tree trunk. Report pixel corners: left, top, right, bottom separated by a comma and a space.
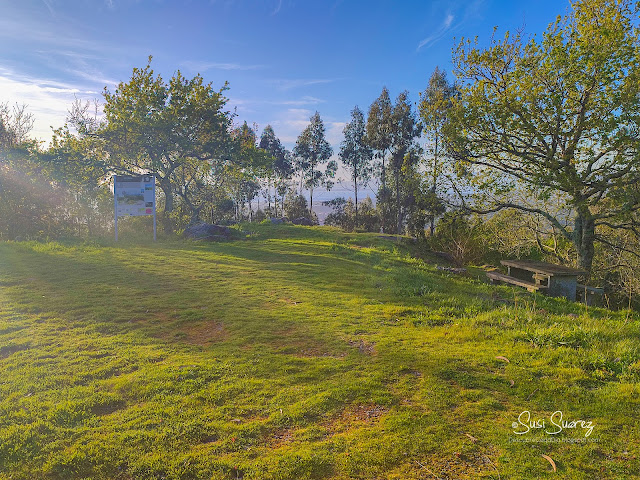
274, 190, 278, 217
430, 141, 438, 236
395, 169, 402, 235
573, 209, 595, 275
267, 176, 271, 214
381, 155, 387, 233
429, 185, 436, 236
309, 164, 314, 218
159, 179, 173, 234
354, 176, 358, 230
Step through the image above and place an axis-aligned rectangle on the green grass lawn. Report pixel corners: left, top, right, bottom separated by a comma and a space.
0, 224, 638, 479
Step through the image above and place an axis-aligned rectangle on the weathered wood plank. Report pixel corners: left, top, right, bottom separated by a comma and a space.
500, 260, 586, 277
486, 271, 547, 292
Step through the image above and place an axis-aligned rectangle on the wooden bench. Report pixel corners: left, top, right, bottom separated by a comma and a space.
576, 284, 604, 306
486, 271, 548, 293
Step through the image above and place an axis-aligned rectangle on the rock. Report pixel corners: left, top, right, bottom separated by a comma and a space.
270, 217, 286, 225
436, 265, 467, 274
292, 217, 313, 226
207, 235, 229, 242
183, 223, 231, 240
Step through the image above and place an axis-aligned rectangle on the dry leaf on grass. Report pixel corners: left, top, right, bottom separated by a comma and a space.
495, 355, 510, 363
464, 433, 477, 442
541, 454, 557, 472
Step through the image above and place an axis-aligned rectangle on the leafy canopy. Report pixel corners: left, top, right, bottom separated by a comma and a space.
446, 0, 640, 270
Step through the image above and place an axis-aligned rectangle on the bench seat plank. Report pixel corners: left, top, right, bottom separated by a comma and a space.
486, 271, 547, 292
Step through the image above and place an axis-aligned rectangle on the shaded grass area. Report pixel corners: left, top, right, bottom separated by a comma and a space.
0, 224, 639, 479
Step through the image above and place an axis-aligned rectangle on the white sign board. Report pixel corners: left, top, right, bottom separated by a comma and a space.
114, 175, 155, 216
113, 175, 156, 241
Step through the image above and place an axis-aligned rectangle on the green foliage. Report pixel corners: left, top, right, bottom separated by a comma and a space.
252, 209, 267, 223
365, 87, 393, 187
340, 106, 373, 224
0, 103, 33, 150
428, 211, 488, 265
95, 57, 234, 231
324, 197, 380, 232
388, 92, 423, 235
284, 194, 312, 221
0, 147, 70, 240
419, 67, 457, 234
365, 88, 394, 233
0, 104, 80, 240
446, 0, 640, 272
293, 112, 336, 211
260, 125, 292, 217
39, 125, 113, 237
366, 90, 422, 235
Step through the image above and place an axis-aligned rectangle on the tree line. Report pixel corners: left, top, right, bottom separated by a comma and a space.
1, 0, 639, 306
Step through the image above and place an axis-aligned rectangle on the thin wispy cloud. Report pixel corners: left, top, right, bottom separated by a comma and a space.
277, 96, 325, 106
271, 78, 336, 91
417, 13, 455, 51
0, 17, 127, 61
228, 96, 324, 122
42, 0, 55, 16
264, 107, 346, 151
271, 0, 282, 15
181, 61, 264, 72
461, 0, 486, 22
0, 67, 97, 142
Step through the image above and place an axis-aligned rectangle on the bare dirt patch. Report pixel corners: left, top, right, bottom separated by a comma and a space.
182, 320, 228, 345
347, 338, 376, 355
323, 403, 388, 434
267, 427, 297, 447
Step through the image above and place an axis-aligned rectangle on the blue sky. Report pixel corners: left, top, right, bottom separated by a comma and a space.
2, 0, 571, 184
0, 0, 568, 150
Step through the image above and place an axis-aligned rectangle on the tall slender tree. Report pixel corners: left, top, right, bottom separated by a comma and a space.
366, 87, 394, 231
366, 87, 394, 191
259, 125, 291, 216
293, 112, 336, 215
419, 67, 457, 235
389, 91, 422, 234
339, 106, 373, 226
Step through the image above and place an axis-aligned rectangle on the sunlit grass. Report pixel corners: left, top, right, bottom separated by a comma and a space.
0, 224, 638, 479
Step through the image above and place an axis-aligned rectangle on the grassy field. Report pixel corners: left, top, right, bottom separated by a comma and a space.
0, 224, 638, 479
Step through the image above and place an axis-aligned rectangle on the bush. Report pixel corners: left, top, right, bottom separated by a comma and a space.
428, 212, 488, 265
284, 194, 312, 221
324, 196, 380, 232
252, 209, 266, 223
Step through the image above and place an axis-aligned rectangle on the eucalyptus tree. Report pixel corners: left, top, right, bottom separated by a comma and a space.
229, 122, 270, 220
446, 0, 640, 273
365, 87, 395, 231
293, 112, 336, 214
389, 91, 422, 235
365, 87, 393, 192
340, 106, 373, 226
259, 125, 292, 216
419, 67, 457, 235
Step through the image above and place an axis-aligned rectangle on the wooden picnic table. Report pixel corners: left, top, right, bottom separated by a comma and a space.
500, 260, 586, 301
